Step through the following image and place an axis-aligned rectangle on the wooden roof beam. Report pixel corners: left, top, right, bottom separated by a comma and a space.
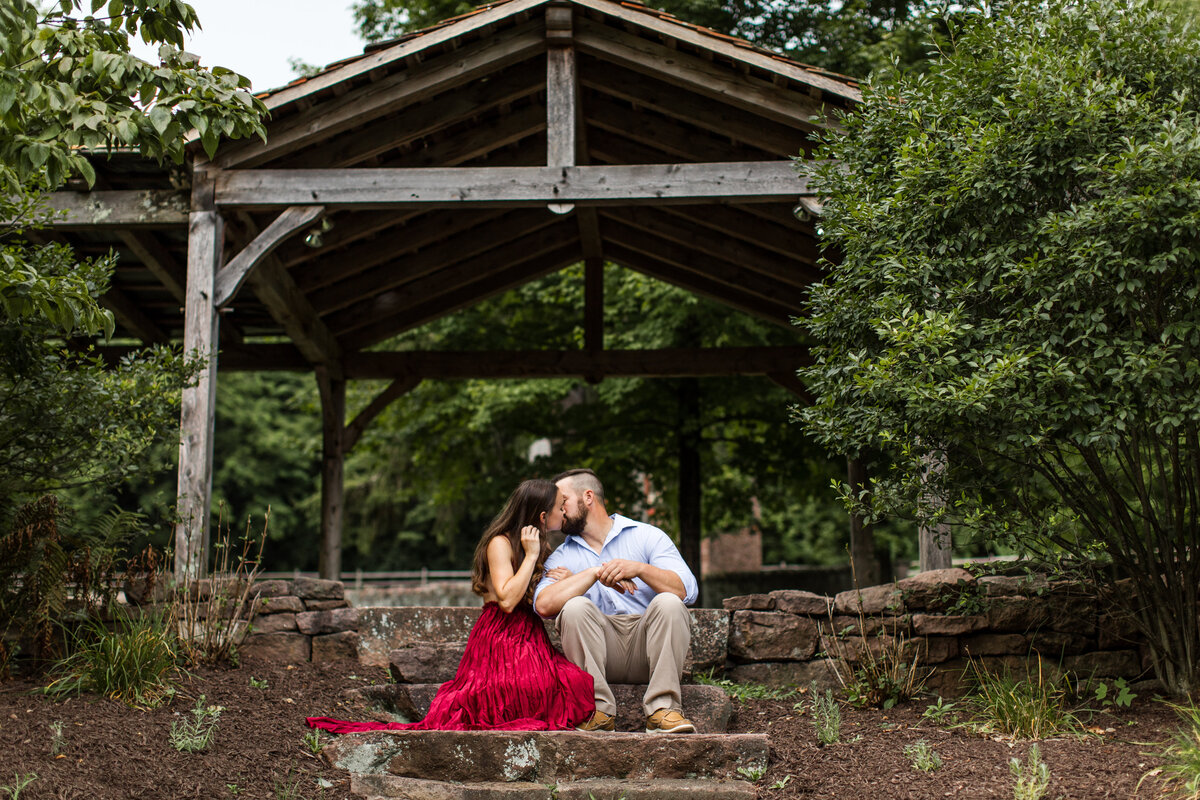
325, 220, 578, 336
212, 22, 546, 169
38, 190, 189, 228
600, 214, 810, 310
314, 210, 561, 316
658, 204, 822, 265
574, 18, 829, 131
342, 243, 580, 350
275, 59, 546, 169
212, 162, 812, 208
603, 206, 821, 286
604, 241, 796, 329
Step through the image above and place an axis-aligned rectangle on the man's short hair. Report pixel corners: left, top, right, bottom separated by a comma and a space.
553, 468, 605, 504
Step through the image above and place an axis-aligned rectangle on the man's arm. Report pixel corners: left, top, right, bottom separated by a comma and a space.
595, 559, 685, 599
534, 565, 601, 618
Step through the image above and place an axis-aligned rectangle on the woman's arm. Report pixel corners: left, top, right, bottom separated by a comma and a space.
486, 527, 540, 613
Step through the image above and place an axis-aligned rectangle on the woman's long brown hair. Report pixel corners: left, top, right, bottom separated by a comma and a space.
470, 479, 557, 605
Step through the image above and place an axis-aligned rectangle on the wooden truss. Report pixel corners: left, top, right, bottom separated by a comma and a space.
42, 0, 865, 578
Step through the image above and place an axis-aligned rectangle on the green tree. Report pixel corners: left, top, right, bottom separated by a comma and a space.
802, 0, 1200, 694
1, 0, 265, 668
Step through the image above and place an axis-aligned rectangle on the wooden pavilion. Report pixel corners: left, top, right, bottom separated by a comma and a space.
42, 0, 862, 579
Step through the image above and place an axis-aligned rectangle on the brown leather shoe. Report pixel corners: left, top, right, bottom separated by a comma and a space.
575, 710, 616, 732
645, 708, 695, 734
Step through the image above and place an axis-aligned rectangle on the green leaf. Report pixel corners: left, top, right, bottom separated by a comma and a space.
148, 104, 170, 135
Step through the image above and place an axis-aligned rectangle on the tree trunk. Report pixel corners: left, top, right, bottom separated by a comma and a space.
848, 457, 880, 587
918, 450, 953, 572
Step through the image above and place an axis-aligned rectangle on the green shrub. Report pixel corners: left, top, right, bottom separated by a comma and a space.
169, 695, 223, 753
42, 607, 180, 708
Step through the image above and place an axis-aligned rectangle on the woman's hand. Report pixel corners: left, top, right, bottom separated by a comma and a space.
546, 566, 573, 582
520, 525, 541, 560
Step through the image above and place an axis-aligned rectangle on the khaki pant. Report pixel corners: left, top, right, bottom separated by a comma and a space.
556, 593, 692, 717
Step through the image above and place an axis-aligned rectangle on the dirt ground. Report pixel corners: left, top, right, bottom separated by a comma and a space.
0, 657, 1184, 799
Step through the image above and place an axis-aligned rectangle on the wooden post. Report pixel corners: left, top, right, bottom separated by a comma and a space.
847, 457, 879, 587
584, 257, 603, 356
317, 368, 347, 581
918, 450, 953, 572
677, 377, 702, 578
546, 4, 576, 214
175, 171, 223, 580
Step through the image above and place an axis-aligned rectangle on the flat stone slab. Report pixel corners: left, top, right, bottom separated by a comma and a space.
352, 775, 755, 800
358, 683, 731, 733
361, 607, 728, 675
325, 731, 768, 783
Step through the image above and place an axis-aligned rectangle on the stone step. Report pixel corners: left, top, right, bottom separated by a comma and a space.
348, 683, 732, 733
351, 775, 756, 800
357, 607, 729, 676
324, 730, 768, 784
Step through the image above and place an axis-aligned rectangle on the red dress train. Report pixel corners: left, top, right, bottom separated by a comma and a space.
306, 602, 595, 732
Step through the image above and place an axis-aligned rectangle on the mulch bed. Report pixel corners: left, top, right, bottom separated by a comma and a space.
728, 693, 1179, 799
0, 658, 1184, 799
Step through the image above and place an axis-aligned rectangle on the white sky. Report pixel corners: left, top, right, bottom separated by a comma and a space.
128, 1, 367, 94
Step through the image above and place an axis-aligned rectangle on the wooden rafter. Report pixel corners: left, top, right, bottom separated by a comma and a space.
605, 241, 796, 328
342, 243, 581, 350
586, 95, 780, 163
575, 18, 827, 131
325, 220, 577, 336
211, 22, 546, 169
580, 61, 812, 156
600, 214, 810, 309
275, 59, 545, 169
315, 210, 560, 317
39, 190, 189, 227
659, 204, 822, 265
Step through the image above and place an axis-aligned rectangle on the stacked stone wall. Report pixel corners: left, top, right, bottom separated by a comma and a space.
240, 577, 360, 663
723, 568, 1150, 696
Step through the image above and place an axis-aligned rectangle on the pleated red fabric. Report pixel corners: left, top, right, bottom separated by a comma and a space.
306, 602, 594, 733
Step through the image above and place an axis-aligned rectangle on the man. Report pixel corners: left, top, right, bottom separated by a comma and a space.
533, 468, 699, 734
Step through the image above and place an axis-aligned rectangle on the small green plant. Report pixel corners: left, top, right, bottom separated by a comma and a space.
1092, 677, 1136, 709
249, 676, 269, 690
49, 721, 65, 756
303, 729, 324, 755
1149, 697, 1200, 799
694, 670, 797, 702
808, 682, 841, 745
226, 784, 240, 796
736, 765, 766, 781
0, 773, 37, 800
934, 580, 988, 616
1010, 744, 1051, 800
43, 607, 181, 708
963, 657, 1083, 740
904, 740, 943, 772
768, 775, 792, 790
169, 694, 223, 753
922, 696, 958, 725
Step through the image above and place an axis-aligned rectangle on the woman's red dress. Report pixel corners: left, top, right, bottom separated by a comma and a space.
306, 602, 594, 732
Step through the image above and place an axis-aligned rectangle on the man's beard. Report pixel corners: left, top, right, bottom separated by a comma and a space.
560, 508, 587, 537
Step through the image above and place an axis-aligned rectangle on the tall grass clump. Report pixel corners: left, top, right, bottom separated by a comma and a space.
42, 606, 180, 707
963, 657, 1083, 740
824, 606, 928, 709
1151, 697, 1200, 799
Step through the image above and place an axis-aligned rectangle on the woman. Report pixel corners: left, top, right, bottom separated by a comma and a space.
306, 479, 595, 732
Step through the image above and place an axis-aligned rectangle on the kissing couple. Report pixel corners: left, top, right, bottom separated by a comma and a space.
307, 468, 698, 734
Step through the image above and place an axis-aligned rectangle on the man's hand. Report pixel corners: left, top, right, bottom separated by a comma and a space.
597, 559, 643, 590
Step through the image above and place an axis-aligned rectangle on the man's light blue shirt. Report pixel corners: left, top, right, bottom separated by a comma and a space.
533, 513, 699, 616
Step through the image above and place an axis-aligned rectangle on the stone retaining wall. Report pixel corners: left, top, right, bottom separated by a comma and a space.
240, 570, 1155, 697
722, 568, 1152, 695
240, 577, 360, 663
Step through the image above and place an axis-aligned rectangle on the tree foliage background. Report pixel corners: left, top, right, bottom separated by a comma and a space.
802, 0, 1200, 693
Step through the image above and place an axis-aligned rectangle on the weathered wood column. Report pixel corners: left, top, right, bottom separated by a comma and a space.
175, 169, 223, 579
847, 457, 880, 587
316, 368, 346, 580
918, 450, 953, 571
